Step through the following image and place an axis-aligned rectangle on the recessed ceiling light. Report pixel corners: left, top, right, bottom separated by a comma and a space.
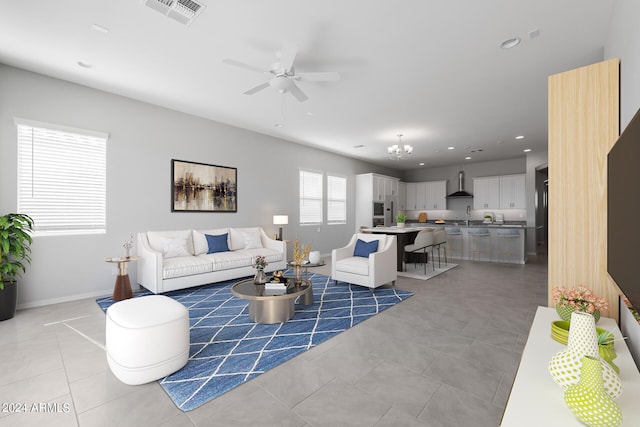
91, 23, 110, 33
528, 28, 540, 39
448, 146, 454, 150
353, 144, 364, 148
306, 112, 313, 116
500, 37, 521, 49
515, 135, 525, 140
465, 156, 472, 160
77, 61, 93, 69
524, 148, 532, 152
274, 123, 283, 128
419, 162, 425, 166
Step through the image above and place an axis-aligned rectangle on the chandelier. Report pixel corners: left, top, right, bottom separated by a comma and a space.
388, 134, 413, 160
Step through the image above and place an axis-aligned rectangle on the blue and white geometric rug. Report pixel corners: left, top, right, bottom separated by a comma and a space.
96, 271, 412, 411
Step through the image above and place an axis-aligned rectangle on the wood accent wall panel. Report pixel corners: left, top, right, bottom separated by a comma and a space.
548, 58, 620, 320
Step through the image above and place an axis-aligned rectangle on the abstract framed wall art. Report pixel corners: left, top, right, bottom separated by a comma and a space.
171, 159, 237, 212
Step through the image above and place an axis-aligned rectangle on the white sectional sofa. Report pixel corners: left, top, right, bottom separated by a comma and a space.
136, 227, 286, 294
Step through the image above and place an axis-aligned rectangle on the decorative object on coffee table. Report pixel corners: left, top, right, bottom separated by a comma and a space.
564, 355, 622, 427
292, 238, 311, 286
253, 255, 268, 285
552, 285, 607, 323
308, 250, 321, 264
548, 311, 622, 399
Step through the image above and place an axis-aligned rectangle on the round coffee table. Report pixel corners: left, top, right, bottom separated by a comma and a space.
231, 278, 313, 324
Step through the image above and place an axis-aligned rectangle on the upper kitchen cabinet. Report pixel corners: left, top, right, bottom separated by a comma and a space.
372, 174, 399, 201
425, 181, 447, 210
473, 174, 524, 210
398, 181, 407, 210
406, 182, 418, 210
473, 177, 501, 209
499, 174, 525, 209
403, 180, 447, 211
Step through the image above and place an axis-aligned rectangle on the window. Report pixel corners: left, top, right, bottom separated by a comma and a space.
15, 118, 108, 235
327, 175, 346, 224
299, 170, 323, 225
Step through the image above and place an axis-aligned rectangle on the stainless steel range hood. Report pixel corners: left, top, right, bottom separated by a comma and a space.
446, 171, 473, 199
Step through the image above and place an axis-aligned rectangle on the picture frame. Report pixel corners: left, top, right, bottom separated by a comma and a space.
171, 159, 237, 212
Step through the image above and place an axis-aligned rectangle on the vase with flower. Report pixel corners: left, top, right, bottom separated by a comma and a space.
552, 285, 607, 323
292, 239, 311, 286
253, 255, 268, 285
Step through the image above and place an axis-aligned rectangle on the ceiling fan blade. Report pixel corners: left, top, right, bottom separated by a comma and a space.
243, 81, 270, 95
294, 71, 340, 82
222, 59, 269, 74
278, 41, 298, 73
288, 83, 309, 102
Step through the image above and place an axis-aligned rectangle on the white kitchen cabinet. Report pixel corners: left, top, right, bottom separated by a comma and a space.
416, 182, 427, 210
425, 180, 447, 210
398, 181, 407, 210
356, 173, 401, 231
406, 182, 418, 210
499, 174, 525, 209
373, 175, 385, 201
473, 177, 500, 209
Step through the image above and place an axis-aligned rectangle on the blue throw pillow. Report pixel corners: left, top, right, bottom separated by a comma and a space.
205, 233, 229, 254
353, 239, 378, 258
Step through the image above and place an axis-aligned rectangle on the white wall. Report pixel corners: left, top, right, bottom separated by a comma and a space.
605, 0, 640, 367
0, 64, 398, 308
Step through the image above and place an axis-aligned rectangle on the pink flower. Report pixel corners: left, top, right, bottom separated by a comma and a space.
552, 285, 608, 313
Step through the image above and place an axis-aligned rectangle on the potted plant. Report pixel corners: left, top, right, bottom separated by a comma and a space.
0, 213, 34, 321
396, 213, 407, 228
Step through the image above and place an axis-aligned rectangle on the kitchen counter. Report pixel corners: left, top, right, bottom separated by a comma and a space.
363, 223, 527, 265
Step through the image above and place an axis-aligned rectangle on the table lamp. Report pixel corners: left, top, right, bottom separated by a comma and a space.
273, 215, 288, 241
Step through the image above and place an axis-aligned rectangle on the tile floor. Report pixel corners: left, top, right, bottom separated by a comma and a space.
0, 256, 547, 427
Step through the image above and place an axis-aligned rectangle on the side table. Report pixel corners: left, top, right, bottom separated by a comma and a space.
104, 256, 140, 301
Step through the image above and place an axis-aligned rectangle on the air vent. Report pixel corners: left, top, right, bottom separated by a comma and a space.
144, 0, 206, 26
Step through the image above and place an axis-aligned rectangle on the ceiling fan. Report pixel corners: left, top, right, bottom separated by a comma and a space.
222, 42, 340, 102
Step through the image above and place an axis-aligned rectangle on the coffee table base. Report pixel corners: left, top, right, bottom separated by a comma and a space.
248, 298, 296, 324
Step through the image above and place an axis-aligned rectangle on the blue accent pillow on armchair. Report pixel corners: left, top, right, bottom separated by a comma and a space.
353, 239, 379, 257
205, 233, 229, 254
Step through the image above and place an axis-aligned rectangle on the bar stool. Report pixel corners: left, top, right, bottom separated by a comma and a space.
404, 229, 434, 274
445, 227, 463, 260
433, 229, 447, 267
468, 227, 490, 262
496, 228, 521, 263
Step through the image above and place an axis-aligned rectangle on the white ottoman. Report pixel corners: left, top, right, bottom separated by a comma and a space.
106, 295, 189, 385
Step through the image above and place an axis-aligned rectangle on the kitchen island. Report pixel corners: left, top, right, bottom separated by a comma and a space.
362, 223, 526, 269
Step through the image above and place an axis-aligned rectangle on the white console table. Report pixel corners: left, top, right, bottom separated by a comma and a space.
501, 306, 640, 426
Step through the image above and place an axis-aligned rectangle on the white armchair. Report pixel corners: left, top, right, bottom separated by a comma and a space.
331, 233, 397, 290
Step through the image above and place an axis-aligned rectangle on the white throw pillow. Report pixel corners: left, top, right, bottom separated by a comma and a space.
157, 236, 191, 258
243, 231, 262, 249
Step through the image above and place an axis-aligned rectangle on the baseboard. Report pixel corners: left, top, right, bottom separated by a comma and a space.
17, 287, 116, 310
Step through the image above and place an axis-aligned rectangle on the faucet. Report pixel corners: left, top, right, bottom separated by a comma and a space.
466, 205, 471, 226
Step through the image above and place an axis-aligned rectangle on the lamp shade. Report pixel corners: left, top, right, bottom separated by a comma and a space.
273, 215, 289, 225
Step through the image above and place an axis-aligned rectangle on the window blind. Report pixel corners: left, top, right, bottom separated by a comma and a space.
15, 118, 108, 235
299, 170, 323, 225
327, 175, 346, 224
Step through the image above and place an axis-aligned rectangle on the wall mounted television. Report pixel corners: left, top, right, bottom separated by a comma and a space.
608, 107, 640, 311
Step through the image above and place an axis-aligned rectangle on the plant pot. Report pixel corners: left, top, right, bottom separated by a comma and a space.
397, 222, 405, 228
0, 281, 18, 321
556, 304, 600, 323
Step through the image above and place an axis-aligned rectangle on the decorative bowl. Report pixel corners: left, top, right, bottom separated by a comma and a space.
550, 320, 609, 345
